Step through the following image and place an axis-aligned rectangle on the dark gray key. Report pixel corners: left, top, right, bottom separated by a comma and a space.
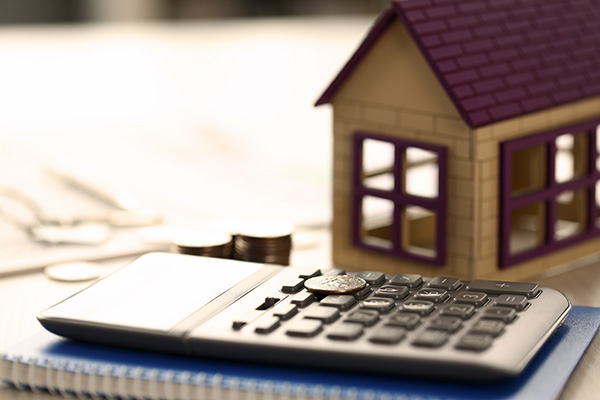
360, 297, 396, 313
320, 295, 356, 310
495, 294, 529, 310
429, 316, 462, 332
386, 312, 421, 329
369, 326, 406, 344
256, 297, 280, 310
466, 280, 540, 298
388, 274, 423, 287
401, 300, 435, 315
281, 278, 305, 294
345, 309, 380, 326
254, 316, 281, 334
285, 319, 322, 337
375, 285, 409, 300
326, 323, 364, 341
290, 291, 316, 308
355, 271, 386, 286
483, 306, 516, 323
440, 304, 475, 319
413, 288, 449, 303
298, 269, 322, 279
470, 319, 505, 336
303, 306, 340, 324
454, 291, 488, 306
427, 277, 462, 291
412, 329, 448, 348
456, 333, 493, 351
272, 303, 298, 321
351, 287, 373, 299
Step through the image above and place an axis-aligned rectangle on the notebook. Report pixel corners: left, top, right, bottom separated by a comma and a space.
2, 306, 599, 400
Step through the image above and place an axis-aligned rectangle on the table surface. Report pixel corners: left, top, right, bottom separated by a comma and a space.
0, 17, 599, 400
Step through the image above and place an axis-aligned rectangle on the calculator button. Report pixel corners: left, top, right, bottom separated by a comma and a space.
466, 280, 540, 298
369, 326, 406, 344
456, 333, 493, 351
375, 285, 409, 300
360, 297, 396, 313
272, 303, 298, 321
411, 329, 448, 348
388, 274, 423, 288
401, 300, 435, 315
454, 291, 488, 306
351, 287, 373, 299
483, 306, 516, 323
320, 295, 356, 310
428, 316, 462, 332
427, 277, 462, 291
232, 320, 247, 330
290, 291, 315, 308
470, 319, 505, 337
355, 271, 386, 286
256, 297, 280, 310
326, 323, 364, 341
285, 319, 323, 338
254, 317, 281, 334
413, 288, 449, 303
440, 304, 475, 319
298, 269, 322, 279
386, 312, 421, 329
281, 278, 305, 294
345, 309, 380, 326
303, 306, 341, 324
494, 294, 529, 310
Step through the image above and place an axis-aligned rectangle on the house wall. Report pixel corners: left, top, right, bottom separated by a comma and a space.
472, 94, 600, 281
329, 19, 478, 278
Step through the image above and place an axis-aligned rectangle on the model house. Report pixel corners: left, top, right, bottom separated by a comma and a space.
316, 0, 600, 280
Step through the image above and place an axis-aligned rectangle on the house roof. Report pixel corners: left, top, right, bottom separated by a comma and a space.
316, 0, 600, 128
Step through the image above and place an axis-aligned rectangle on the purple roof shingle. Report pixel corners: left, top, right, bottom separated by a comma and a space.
316, 0, 600, 128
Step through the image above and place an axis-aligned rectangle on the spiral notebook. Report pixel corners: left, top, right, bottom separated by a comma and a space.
2, 306, 599, 400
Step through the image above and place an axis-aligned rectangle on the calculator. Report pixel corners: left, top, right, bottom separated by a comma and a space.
38, 252, 571, 381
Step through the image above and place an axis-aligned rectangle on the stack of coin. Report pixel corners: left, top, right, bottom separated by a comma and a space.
171, 230, 233, 258
232, 221, 294, 265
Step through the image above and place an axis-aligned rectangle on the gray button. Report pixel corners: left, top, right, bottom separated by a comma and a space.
413, 288, 449, 303
454, 291, 488, 306
254, 316, 281, 334
441, 304, 475, 319
470, 319, 505, 336
495, 294, 529, 310
290, 291, 316, 308
375, 285, 409, 300
483, 306, 516, 323
412, 329, 448, 348
285, 319, 322, 337
401, 300, 435, 315
386, 312, 420, 329
427, 277, 462, 291
320, 295, 356, 310
456, 333, 493, 351
429, 316, 462, 332
281, 278, 305, 294
369, 326, 406, 344
326, 323, 364, 341
388, 274, 423, 287
298, 269, 322, 279
303, 306, 341, 324
345, 309, 380, 326
272, 303, 298, 321
355, 271, 386, 286
360, 297, 396, 313
466, 280, 540, 298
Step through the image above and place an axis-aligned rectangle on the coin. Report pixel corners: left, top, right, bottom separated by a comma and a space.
232, 220, 294, 265
44, 261, 102, 282
171, 230, 233, 258
304, 275, 367, 294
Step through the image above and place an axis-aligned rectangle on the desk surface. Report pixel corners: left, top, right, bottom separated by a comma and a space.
0, 17, 599, 400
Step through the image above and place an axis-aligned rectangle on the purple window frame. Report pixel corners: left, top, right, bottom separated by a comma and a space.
500, 119, 600, 268
352, 131, 447, 266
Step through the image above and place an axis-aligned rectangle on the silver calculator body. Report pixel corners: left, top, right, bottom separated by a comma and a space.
38, 252, 571, 381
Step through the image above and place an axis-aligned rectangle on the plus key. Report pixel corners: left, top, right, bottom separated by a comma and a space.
465, 280, 540, 299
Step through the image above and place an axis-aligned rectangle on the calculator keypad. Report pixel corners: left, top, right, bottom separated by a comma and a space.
235, 271, 545, 355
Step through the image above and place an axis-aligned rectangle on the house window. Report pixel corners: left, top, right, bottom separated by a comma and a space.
353, 132, 447, 265
500, 120, 600, 267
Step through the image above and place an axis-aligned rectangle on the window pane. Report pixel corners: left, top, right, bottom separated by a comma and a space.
555, 189, 587, 241
596, 182, 600, 228
360, 195, 393, 249
555, 133, 587, 183
509, 202, 545, 254
362, 139, 394, 191
402, 205, 436, 258
511, 143, 546, 196
405, 147, 439, 198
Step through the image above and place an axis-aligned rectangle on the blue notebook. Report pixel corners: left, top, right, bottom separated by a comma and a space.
2, 306, 599, 400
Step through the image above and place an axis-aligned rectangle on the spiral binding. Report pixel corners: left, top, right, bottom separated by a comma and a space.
1, 354, 412, 400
